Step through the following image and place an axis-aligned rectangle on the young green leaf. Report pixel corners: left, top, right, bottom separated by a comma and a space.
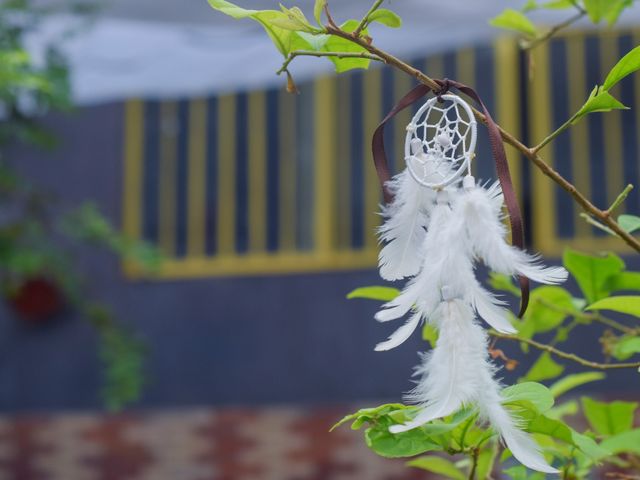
489, 272, 521, 296
604, 271, 640, 293
272, 5, 317, 32
586, 295, 640, 317
476, 443, 499, 480
331, 403, 407, 431
207, 0, 257, 18
523, 352, 565, 382
313, 0, 326, 26
549, 372, 605, 398
584, 0, 632, 25
368, 8, 402, 28
525, 286, 576, 334
365, 422, 443, 458
618, 213, 640, 234
581, 397, 638, 435
422, 323, 438, 347
563, 249, 625, 303
603, 46, 640, 91
489, 9, 538, 38
407, 456, 466, 480
502, 382, 555, 412
599, 428, 640, 454
612, 336, 640, 360
346, 286, 400, 301
574, 87, 628, 121
324, 20, 372, 72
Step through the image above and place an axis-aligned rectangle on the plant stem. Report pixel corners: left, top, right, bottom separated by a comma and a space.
523, 9, 586, 51
468, 447, 480, 480
277, 50, 383, 75
353, 0, 384, 37
531, 112, 580, 154
580, 213, 616, 236
490, 331, 640, 370
322, 14, 640, 254
606, 184, 634, 215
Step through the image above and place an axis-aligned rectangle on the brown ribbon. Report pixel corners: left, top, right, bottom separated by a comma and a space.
371, 79, 530, 316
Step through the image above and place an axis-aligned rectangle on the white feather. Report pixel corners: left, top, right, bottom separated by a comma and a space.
467, 281, 517, 334
454, 184, 568, 285
375, 313, 423, 351
390, 300, 558, 473
377, 169, 433, 281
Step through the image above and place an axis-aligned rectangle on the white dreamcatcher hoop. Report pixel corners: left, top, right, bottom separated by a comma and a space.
404, 93, 477, 189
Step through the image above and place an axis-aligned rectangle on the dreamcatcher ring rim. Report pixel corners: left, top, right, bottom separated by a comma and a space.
404, 93, 477, 189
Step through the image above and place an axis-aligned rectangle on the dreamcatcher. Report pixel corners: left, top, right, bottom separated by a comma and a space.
372, 83, 568, 474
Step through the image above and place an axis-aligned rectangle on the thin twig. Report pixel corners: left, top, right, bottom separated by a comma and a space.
277, 50, 383, 75
606, 184, 634, 216
323, 15, 640, 254
468, 447, 480, 480
523, 9, 587, 51
353, 0, 384, 37
580, 213, 616, 236
531, 111, 580, 154
491, 331, 640, 370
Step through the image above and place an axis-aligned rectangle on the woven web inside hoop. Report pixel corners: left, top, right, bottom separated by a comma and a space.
404, 94, 477, 189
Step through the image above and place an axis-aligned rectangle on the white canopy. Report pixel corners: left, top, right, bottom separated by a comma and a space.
27, 0, 640, 105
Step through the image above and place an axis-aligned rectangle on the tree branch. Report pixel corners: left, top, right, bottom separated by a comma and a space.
491, 331, 640, 371
277, 50, 384, 75
323, 18, 640, 253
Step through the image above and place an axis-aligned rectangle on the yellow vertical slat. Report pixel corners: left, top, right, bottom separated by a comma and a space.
336, 75, 352, 249
314, 76, 336, 255
634, 31, 640, 194
495, 38, 523, 201
455, 47, 474, 85
123, 100, 144, 242
363, 68, 382, 250
601, 32, 624, 212
158, 101, 178, 256
217, 94, 236, 256
529, 42, 557, 255
187, 98, 207, 257
567, 35, 591, 239
279, 89, 297, 251
248, 91, 267, 252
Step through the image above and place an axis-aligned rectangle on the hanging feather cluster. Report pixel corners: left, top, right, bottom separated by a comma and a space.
375, 96, 567, 474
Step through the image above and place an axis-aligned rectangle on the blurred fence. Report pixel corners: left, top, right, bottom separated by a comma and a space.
122, 29, 640, 279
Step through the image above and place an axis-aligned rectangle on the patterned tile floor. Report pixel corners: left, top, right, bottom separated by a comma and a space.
0, 406, 430, 480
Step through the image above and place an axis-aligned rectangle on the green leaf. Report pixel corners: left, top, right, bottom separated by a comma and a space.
581, 397, 638, 435
574, 87, 628, 121
489, 272, 521, 296
272, 5, 317, 32
586, 295, 640, 317
313, 0, 326, 26
604, 271, 640, 293
584, 0, 632, 24
292, 32, 330, 51
546, 400, 579, 420
324, 20, 372, 72
207, 1, 300, 56
489, 9, 538, 38
368, 8, 402, 28
600, 429, 640, 454
563, 249, 625, 303
524, 352, 565, 382
502, 382, 555, 412
504, 466, 547, 480
407, 456, 466, 480
422, 323, 438, 347
207, 0, 257, 18
612, 336, 640, 360
604, 46, 640, 91
366, 422, 442, 458
526, 286, 575, 334
331, 403, 407, 431
618, 214, 640, 234
476, 443, 498, 480
346, 286, 399, 301
549, 372, 605, 398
